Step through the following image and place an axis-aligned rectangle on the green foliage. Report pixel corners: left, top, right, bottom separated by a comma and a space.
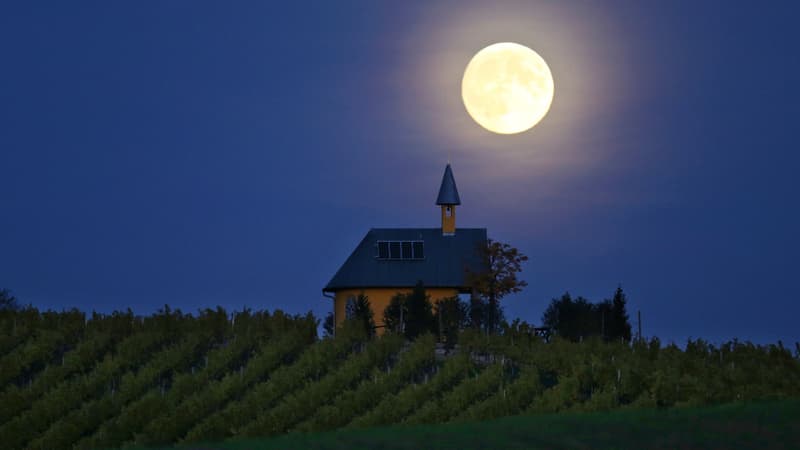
0, 288, 19, 311
137, 332, 313, 446
435, 296, 468, 348
466, 239, 528, 333
542, 287, 633, 342
344, 292, 376, 338
466, 296, 505, 333
0, 332, 117, 424
0, 306, 317, 450
405, 363, 506, 424
1, 306, 799, 449
0, 331, 172, 450
322, 311, 335, 338
239, 334, 406, 437
0, 330, 70, 386
542, 293, 596, 341
383, 281, 435, 339
349, 353, 477, 428
76, 331, 260, 449
609, 286, 632, 341
28, 334, 210, 450
295, 334, 438, 433
453, 365, 544, 421
180, 332, 360, 443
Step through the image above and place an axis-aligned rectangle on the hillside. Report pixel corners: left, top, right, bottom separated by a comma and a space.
1, 307, 799, 449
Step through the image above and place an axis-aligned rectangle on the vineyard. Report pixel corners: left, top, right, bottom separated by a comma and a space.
1, 307, 799, 450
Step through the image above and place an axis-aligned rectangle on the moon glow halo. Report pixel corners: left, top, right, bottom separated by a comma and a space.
461, 42, 554, 135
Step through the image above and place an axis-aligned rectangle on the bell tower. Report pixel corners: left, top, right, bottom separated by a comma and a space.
436, 163, 461, 236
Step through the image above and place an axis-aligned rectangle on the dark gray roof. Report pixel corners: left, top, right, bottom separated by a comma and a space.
324, 228, 487, 292
436, 164, 461, 205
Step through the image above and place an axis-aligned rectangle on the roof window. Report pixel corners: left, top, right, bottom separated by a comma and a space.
376, 240, 424, 260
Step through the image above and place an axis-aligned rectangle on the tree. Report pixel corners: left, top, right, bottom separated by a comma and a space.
466, 239, 528, 333
383, 281, 435, 340
345, 292, 375, 338
0, 289, 19, 311
467, 295, 486, 331
608, 285, 632, 342
434, 296, 468, 348
466, 296, 505, 334
322, 311, 335, 338
541, 288, 633, 342
542, 292, 598, 341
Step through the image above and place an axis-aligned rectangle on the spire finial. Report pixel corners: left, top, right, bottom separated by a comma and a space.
436, 163, 461, 206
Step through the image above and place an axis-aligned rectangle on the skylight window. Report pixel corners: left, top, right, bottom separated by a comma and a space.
376, 240, 424, 260
377, 241, 389, 259
401, 242, 412, 259
412, 241, 424, 259
389, 242, 401, 259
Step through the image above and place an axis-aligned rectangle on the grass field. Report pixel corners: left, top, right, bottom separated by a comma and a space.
149, 399, 800, 450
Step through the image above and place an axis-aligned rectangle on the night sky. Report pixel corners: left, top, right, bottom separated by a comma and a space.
2, 2, 798, 345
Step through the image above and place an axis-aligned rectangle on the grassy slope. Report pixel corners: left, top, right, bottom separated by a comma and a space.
143, 399, 800, 450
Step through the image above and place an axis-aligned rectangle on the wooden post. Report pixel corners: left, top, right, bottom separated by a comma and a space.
400, 302, 404, 334
438, 303, 443, 343
637, 310, 642, 342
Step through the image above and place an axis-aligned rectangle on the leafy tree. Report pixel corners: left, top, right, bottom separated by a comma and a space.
345, 292, 375, 338
434, 296, 468, 348
542, 288, 633, 342
467, 295, 486, 331
465, 296, 505, 334
383, 296, 404, 335
542, 292, 598, 341
383, 281, 435, 340
466, 239, 528, 333
0, 288, 19, 311
322, 311, 335, 338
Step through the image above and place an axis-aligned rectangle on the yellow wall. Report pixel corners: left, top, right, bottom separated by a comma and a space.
441, 205, 456, 234
333, 287, 459, 335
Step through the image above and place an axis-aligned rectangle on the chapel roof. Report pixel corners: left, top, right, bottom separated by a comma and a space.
323, 227, 486, 292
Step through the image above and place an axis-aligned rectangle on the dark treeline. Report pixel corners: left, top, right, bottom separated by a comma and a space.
328, 282, 635, 348
0, 288, 19, 311
542, 287, 633, 342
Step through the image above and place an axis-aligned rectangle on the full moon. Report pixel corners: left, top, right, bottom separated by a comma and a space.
462, 42, 554, 135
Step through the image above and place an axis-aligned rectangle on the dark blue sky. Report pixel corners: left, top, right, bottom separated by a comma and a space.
2, 2, 798, 344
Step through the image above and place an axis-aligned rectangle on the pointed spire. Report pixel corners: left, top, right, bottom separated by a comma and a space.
436, 164, 461, 205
